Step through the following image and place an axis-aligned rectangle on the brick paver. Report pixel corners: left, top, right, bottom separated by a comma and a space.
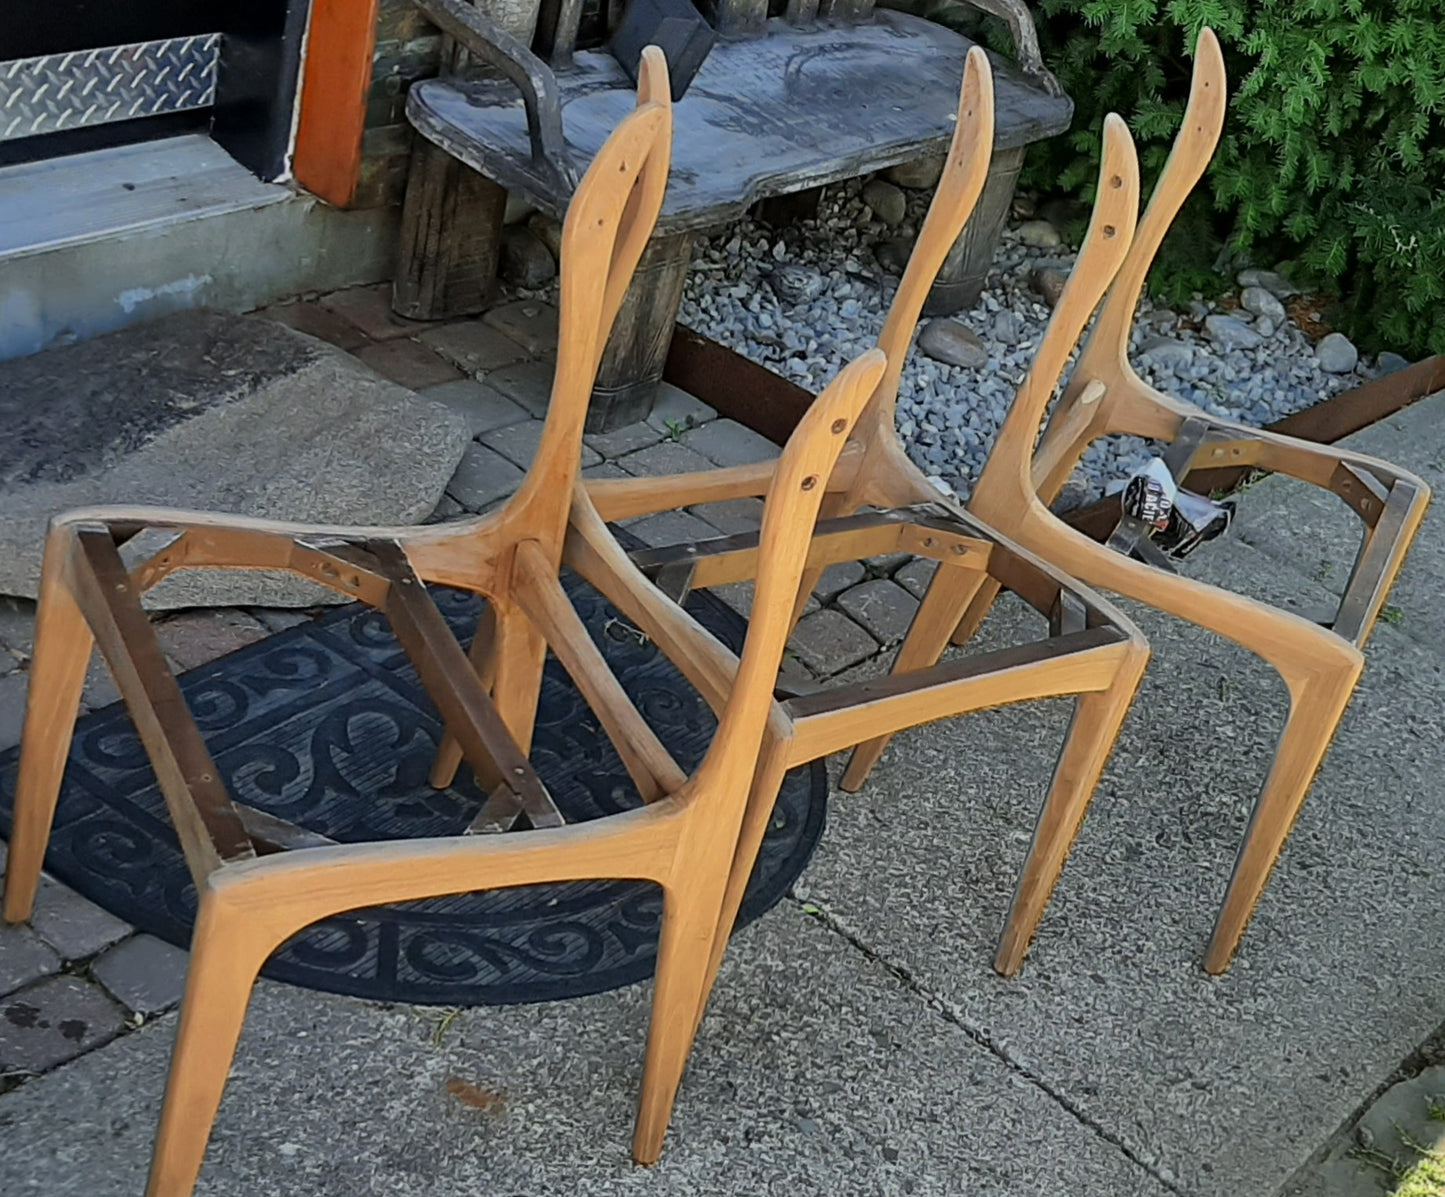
484, 360, 557, 418
789, 609, 879, 676
836, 579, 920, 646
585, 420, 665, 459
0, 975, 126, 1075
91, 935, 189, 1017
813, 561, 865, 603
894, 557, 938, 599
446, 443, 526, 511
646, 383, 717, 434
318, 283, 423, 341
616, 439, 716, 479
29, 878, 131, 962
483, 300, 559, 356
683, 418, 779, 468
418, 380, 530, 437
259, 300, 371, 351
0, 924, 60, 998
419, 320, 529, 376
481, 419, 601, 471
354, 338, 464, 390
0, 671, 25, 752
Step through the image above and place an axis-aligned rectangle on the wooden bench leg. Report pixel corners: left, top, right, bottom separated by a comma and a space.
591, 230, 696, 432
392, 138, 508, 321
924, 145, 1025, 316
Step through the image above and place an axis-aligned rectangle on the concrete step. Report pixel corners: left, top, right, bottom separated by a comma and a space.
0, 135, 395, 361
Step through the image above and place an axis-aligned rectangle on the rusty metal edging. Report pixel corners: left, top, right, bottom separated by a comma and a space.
663, 326, 1445, 542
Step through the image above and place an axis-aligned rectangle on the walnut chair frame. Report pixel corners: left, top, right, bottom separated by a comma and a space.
867, 29, 1431, 973
567, 48, 1152, 977
2, 53, 887, 1193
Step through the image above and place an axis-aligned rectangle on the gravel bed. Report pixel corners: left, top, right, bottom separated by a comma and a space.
678, 179, 1372, 499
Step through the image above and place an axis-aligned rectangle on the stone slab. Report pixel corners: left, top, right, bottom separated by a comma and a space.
353, 338, 465, 390
793, 538, 1445, 1197
0, 923, 61, 998
0, 310, 471, 608
789, 609, 878, 676
418, 380, 530, 437
0, 904, 1168, 1195
0, 975, 125, 1075
29, 877, 132, 963
419, 320, 529, 376
836, 578, 920, 645
91, 935, 189, 1018
682, 419, 779, 469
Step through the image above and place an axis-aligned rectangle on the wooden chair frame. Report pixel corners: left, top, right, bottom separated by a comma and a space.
0, 53, 887, 1192
569, 49, 1151, 977
870, 30, 1431, 973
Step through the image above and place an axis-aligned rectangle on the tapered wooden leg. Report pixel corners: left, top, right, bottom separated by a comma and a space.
994, 651, 1147, 976
3, 535, 93, 924
1203, 659, 1361, 974
429, 605, 498, 790
949, 575, 1003, 647
841, 561, 992, 791
632, 874, 729, 1165
145, 894, 275, 1197
694, 735, 793, 1037
487, 603, 549, 758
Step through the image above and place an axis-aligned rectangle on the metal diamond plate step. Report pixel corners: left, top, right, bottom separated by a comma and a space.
0, 34, 222, 143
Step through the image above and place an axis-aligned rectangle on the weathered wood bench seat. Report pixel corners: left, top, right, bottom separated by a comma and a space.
397, 0, 1072, 428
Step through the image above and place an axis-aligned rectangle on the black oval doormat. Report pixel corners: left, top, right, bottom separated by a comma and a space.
0, 576, 826, 1007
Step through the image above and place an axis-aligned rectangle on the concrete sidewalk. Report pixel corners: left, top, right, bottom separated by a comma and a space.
1, 395, 1443, 1195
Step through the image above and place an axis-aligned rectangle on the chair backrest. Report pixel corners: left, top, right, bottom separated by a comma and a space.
504, 48, 674, 548
1064, 29, 1226, 409
969, 113, 1141, 525
842, 46, 996, 504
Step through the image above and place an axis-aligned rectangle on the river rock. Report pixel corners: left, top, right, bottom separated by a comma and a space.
0, 310, 471, 607
500, 225, 557, 289
767, 264, 824, 305
1016, 220, 1063, 249
1204, 314, 1264, 350
1240, 285, 1286, 321
1377, 351, 1411, 376
1138, 337, 1194, 370
885, 155, 945, 190
1028, 266, 1067, 308
527, 212, 563, 262
991, 310, 1025, 345
875, 236, 914, 277
918, 319, 988, 369
1315, 332, 1359, 374
1236, 267, 1300, 298
862, 180, 907, 226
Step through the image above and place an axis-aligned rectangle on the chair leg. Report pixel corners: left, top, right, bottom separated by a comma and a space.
994, 652, 1147, 976
1203, 658, 1361, 974
3, 557, 93, 924
429, 606, 497, 790
145, 894, 276, 1197
949, 575, 1003, 647
632, 873, 729, 1166
841, 561, 992, 791
693, 736, 793, 1038
487, 603, 549, 758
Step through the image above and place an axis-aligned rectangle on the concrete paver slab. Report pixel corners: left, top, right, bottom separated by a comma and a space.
0, 905, 1168, 1196
795, 538, 1445, 1196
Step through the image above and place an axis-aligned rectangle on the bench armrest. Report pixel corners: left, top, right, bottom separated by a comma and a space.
412, 0, 579, 189
954, 0, 1063, 97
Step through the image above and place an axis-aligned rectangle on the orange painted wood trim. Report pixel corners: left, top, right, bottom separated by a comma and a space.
293, 0, 382, 207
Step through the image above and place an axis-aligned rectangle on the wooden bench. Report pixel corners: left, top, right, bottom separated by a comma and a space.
395, 0, 1071, 428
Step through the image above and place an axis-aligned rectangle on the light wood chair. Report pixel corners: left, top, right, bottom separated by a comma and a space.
866, 29, 1432, 973
1, 51, 887, 1192
568, 47, 1152, 977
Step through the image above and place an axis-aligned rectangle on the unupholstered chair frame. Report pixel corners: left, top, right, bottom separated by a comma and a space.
566, 49, 1151, 978
868, 30, 1431, 973
1, 53, 890, 1193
